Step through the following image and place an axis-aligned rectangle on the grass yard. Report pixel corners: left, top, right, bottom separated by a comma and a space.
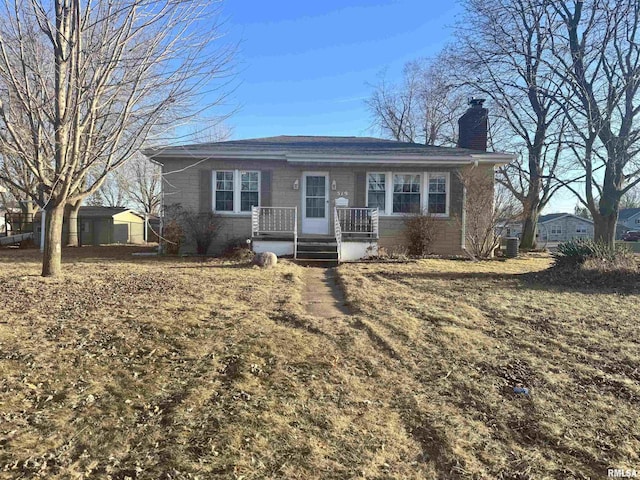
0, 247, 638, 479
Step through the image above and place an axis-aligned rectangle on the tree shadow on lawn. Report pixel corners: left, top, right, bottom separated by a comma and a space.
0, 246, 261, 269
376, 269, 640, 296
166, 260, 253, 269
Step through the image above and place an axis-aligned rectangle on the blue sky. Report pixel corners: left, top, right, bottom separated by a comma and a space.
222, 0, 459, 139
218, 0, 576, 213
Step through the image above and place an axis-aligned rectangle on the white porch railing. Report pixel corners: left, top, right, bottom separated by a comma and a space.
336, 207, 379, 238
334, 207, 342, 262
251, 206, 298, 258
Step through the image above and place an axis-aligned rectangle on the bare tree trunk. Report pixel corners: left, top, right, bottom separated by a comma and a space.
520, 208, 539, 250
42, 204, 64, 277
67, 199, 81, 247
593, 212, 618, 248
0, 0, 233, 277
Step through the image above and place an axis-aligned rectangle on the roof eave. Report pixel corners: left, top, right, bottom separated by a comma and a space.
145, 149, 515, 166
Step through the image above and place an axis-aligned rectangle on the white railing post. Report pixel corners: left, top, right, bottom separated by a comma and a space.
334, 206, 342, 263
335, 207, 379, 239
372, 208, 379, 239
251, 206, 259, 237
293, 206, 298, 259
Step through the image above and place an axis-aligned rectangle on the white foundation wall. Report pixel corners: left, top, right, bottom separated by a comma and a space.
253, 240, 294, 257
341, 241, 377, 261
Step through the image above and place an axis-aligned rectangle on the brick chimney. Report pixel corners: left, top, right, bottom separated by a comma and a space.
457, 98, 488, 151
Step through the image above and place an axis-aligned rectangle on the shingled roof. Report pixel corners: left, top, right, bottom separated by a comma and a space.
618, 208, 640, 221
76, 206, 130, 218
539, 213, 594, 224
145, 135, 514, 164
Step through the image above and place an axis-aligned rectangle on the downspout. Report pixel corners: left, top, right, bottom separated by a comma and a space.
461, 185, 466, 251
461, 159, 479, 260
159, 182, 165, 253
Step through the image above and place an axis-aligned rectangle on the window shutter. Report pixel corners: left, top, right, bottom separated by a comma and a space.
354, 171, 366, 207
199, 170, 212, 213
261, 170, 272, 207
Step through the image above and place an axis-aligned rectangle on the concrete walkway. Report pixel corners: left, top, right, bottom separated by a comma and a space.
302, 267, 350, 318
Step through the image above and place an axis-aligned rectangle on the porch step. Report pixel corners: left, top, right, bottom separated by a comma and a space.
297, 242, 337, 252
297, 236, 337, 243
295, 258, 339, 268
297, 251, 338, 260
296, 236, 338, 266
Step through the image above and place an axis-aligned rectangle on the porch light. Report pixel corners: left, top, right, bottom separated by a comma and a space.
331, 180, 337, 190
293, 179, 299, 190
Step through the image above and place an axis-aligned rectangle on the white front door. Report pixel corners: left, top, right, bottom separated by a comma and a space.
302, 172, 329, 234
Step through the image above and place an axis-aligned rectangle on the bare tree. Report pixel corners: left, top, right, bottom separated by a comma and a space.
123, 155, 162, 215
188, 119, 234, 145
452, 0, 567, 250
459, 165, 519, 259
574, 204, 592, 220
86, 154, 163, 216
620, 185, 640, 210
86, 172, 128, 208
547, 1, 640, 247
0, 155, 41, 218
0, 0, 234, 276
366, 57, 465, 146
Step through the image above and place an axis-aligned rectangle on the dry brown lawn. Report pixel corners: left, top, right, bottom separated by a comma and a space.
0, 247, 638, 479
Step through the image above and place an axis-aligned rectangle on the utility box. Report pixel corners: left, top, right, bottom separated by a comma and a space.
505, 237, 519, 258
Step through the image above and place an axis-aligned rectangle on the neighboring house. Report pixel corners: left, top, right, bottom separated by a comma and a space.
537, 213, 594, 242
499, 213, 595, 243
145, 100, 515, 260
617, 208, 640, 233
499, 220, 523, 239
34, 206, 146, 246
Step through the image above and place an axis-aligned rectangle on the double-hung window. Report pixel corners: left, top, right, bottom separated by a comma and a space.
215, 171, 234, 212
576, 225, 587, 234
213, 170, 260, 213
427, 174, 447, 215
240, 171, 259, 212
393, 174, 421, 213
367, 173, 386, 212
551, 225, 562, 235
366, 171, 450, 216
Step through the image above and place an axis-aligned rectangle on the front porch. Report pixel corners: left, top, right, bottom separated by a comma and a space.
251, 206, 379, 262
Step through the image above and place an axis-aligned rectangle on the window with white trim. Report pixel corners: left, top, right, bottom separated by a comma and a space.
635, 218, 640, 224
240, 171, 259, 212
427, 174, 447, 214
367, 173, 386, 212
213, 170, 260, 213
550, 225, 562, 234
215, 171, 234, 211
393, 174, 421, 213
576, 224, 587, 233
365, 171, 450, 216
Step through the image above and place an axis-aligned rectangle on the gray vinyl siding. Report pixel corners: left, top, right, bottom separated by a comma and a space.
538, 217, 594, 242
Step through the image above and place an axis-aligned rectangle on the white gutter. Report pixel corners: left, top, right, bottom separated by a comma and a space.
145, 150, 288, 161
146, 149, 515, 165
